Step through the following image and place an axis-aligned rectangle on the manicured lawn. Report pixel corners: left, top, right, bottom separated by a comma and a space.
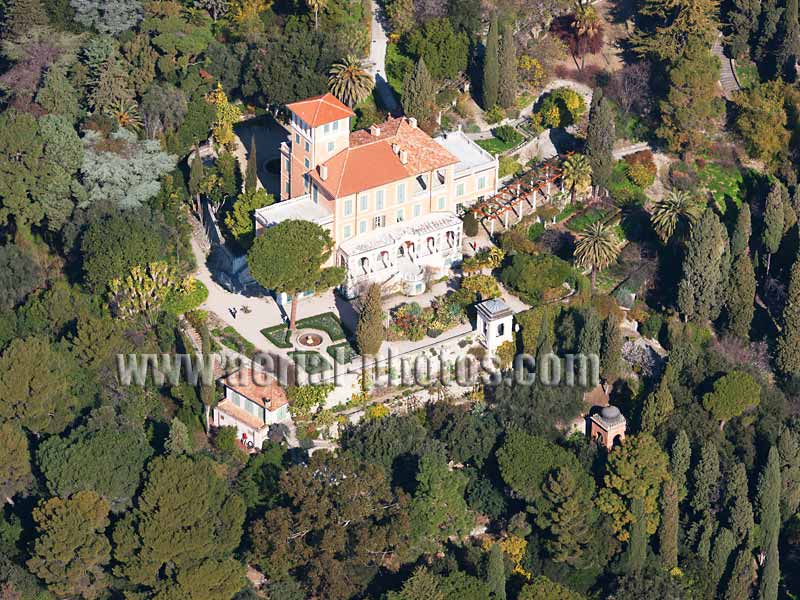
565, 207, 612, 232
476, 136, 519, 156
212, 327, 257, 355
261, 312, 347, 348
326, 341, 360, 364
735, 59, 760, 89
260, 324, 293, 348
556, 203, 581, 222
287, 351, 333, 375
697, 162, 743, 211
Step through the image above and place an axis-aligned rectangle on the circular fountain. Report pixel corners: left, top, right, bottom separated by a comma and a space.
296, 331, 323, 348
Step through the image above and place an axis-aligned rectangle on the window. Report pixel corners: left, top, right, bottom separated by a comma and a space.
246, 400, 256, 415
433, 170, 445, 189
456, 182, 465, 197
359, 193, 369, 211
359, 220, 367, 234
303, 175, 310, 193
323, 123, 331, 134
343, 199, 353, 216
295, 133, 300, 144
284, 158, 290, 172
456, 202, 464, 215
304, 157, 310, 169
230, 390, 240, 407
284, 181, 290, 194
333, 120, 339, 131
498, 323, 505, 336
327, 141, 334, 152
413, 204, 421, 217
396, 208, 404, 223
397, 183, 406, 203
415, 175, 427, 194
343, 224, 352, 239
376, 190, 385, 210
312, 185, 318, 203
478, 175, 486, 189
373, 215, 386, 229
305, 140, 310, 152
437, 197, 446, 210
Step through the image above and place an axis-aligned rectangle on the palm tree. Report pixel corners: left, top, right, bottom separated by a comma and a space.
307, 0, 328, 30
328, 56, 375, 108
650, 190, 703, 243
561, 153, 593, 204
574, 222, 621, 289
571, 2, 601, 70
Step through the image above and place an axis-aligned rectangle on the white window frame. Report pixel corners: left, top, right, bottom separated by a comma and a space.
373, 215, 386, 229
375, 189, 385, 210
397, 183, 406, 204
343, 198, 353, 217
456, 182, 465, 197
359, 220, 367, 234
359, 193, 369, 211
343, 224, 352, 239
413, 204, 421, 217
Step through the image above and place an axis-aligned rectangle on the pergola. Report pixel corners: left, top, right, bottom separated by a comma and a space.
467, 153, 572, 235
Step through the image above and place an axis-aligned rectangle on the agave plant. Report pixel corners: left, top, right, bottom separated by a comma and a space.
108, 100, 143, 134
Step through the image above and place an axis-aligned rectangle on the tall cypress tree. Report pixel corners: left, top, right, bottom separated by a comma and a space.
692, 441, 721, 516
585, 90, 616, 189
658, 480, 679, 569
757, 0, 782, 61
498, 22, 517, 109
762, 182, 786, 274
626, 496, 647, 574
245, 134, 258, 194
577, 307, 602, 357
671, 429, 691, 501
709, 527, 737, 595
640, 374, 674, 433
778, 428, 800, 520
725, 462, 754, 545
402, 59, 436, 123
756, 447, 781, 600
729, 0, 762, 58
535, 467, 595, 565
726, 210, 756, 340
778, 0, 800, 80
600, 312, 623, 382
777, 257, 800, 376
482, 14, 499, 109
355, 283, 385, 357
188, 146, 204, 213
677, 209, 728, 323
725, 546, 755, 600
487, 543, 506, 600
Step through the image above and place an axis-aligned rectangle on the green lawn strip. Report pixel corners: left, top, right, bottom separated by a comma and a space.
476, 137, 518, 156
296, 312, 347, 341
565, 207, 611, 232
287, 351, 333, 375
260, 324, 293, 348
697, 162, 743, 211
212, 326, 257, 355
326, 341, 360, 364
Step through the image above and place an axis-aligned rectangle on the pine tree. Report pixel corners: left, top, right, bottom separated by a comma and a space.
535, 467, 595, 565
36, 67, 81, 123
482, 14, 499, 109
585, 90, 616, 189
658, 480, 679, 569
577, 307, 602, 357
0, 422, 32, 504
498, 22, 517, 109
725, 463, 754, 545
777, 257, 800, 376
487, 543, 506, 600
763, 183, 786, 274
778, 428, 800, 520
671, 429, 691, 501
691, 441, 720, 517
356, 284, 385, 357
402, 59, 436, 123
677, 209, 729, 323
245, 134, 258, 194
756, 447, 780, 600
640, 373, 674, 433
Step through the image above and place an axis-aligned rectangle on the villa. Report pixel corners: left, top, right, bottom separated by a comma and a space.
254, 93, 499, 299
210, 368, 289, 449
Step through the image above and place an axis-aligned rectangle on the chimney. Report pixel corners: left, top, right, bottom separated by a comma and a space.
391, 143, 400, 154
319, 164, 328, 180
399, 149, 408, 165
370, 124, 381, 136
408, 117, 417, 128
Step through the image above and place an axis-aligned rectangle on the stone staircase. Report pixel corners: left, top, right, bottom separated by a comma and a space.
712, 35, 741, 99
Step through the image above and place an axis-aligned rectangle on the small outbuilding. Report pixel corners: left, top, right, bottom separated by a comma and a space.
476, 298, 514, 354
588, 405, 627, 450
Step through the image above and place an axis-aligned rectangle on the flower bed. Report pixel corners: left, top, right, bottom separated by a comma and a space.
261, 324, 293, 348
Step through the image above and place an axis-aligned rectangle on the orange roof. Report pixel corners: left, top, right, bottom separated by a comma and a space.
309, 117, 459, 198
222, 369, 288, 413
286, 93, 355, 127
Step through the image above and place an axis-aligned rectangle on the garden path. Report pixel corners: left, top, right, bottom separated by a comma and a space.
367, 0, 402, 115
712, 34, 741, 99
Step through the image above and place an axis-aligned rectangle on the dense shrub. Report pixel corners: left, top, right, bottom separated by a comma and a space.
162, 279, 209, 316
494, 124, 523, 145
624, 150, 657, 187
500, 253, 578, 305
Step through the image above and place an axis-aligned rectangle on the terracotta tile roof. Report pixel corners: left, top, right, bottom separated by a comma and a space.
216, 399, 268, 431
286, 93, 355, 128
221, 368, 288, 413
309, 117, 459, 198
